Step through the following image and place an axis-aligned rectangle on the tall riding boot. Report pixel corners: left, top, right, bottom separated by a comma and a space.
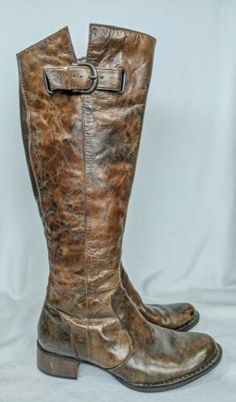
17, 24, 221, 391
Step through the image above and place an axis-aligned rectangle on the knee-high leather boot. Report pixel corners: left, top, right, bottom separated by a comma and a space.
17, 24, 221, 391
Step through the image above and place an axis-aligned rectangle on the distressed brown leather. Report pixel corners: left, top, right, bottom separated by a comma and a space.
17, 24, 221, 389
121, 265, 199, 330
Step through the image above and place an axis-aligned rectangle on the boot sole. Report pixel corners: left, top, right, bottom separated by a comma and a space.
37, 340, 222, 392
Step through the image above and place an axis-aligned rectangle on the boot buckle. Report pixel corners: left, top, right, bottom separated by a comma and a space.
44, 62, 126, 95
71, 61, 98, 94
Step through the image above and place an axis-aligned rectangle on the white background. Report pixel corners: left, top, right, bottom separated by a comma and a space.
0, 0, 236, 401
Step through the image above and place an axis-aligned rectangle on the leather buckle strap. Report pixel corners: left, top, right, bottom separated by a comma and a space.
43, 62, 126, 95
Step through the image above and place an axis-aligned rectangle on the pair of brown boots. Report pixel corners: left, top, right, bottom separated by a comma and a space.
17, 24, 222, 392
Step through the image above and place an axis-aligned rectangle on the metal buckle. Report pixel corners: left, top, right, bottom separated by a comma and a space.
71, 61, 98, 94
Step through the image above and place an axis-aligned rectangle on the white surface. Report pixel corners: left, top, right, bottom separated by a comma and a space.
0, 0, 236, 401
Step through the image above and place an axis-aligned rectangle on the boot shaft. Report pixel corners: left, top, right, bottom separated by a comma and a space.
17, 24, 156, 314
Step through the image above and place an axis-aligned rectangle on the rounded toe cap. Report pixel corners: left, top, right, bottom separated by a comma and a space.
163, 302, 198, 330
188, 331, 219, 371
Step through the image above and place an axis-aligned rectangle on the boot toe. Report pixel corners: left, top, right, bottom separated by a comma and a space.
190, 332, 219, 369
150, 301, 198, 330
176, 302, 199, 330
156, 331, 221, 386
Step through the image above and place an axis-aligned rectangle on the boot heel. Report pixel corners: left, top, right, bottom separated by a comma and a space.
37, 341, 79, 379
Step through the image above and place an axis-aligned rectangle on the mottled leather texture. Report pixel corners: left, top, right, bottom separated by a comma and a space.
120, 265, 199, 331
17, 24, 221, 389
